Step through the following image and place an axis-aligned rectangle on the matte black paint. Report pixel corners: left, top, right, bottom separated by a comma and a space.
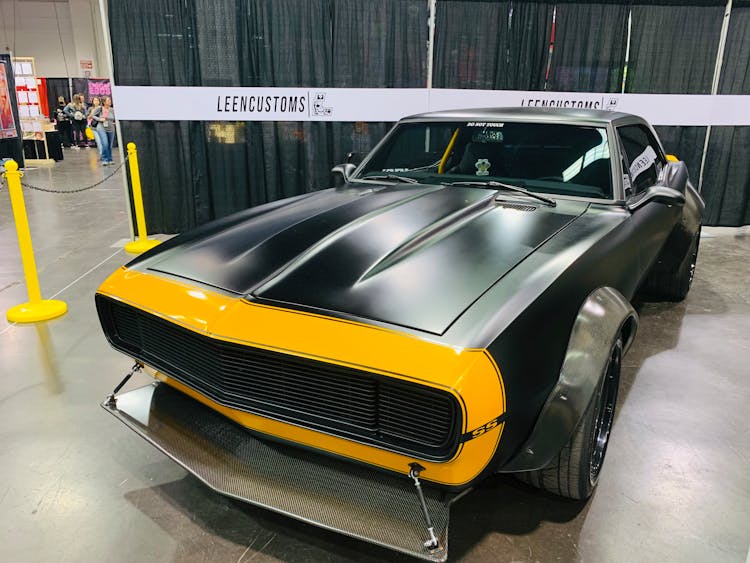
141, 185, 588, 335
121, 109, 704, 486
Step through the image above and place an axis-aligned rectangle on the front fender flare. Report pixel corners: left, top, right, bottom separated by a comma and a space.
500, 287, 637, 472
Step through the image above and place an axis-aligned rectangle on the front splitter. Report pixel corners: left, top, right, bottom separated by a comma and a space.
102, 382, 456, 561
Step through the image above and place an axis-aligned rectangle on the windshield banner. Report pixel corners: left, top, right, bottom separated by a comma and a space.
112, 86, 750, 126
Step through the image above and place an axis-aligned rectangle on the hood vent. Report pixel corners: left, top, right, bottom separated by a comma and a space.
496, 202, 538, 212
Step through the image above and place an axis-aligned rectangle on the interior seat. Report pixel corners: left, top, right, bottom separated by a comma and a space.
568, 158, 610, 193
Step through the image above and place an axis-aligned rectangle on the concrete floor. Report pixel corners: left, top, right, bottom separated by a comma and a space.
1, 150, 749, 563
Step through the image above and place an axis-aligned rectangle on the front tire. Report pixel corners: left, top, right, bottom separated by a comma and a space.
516, 338, 622, 500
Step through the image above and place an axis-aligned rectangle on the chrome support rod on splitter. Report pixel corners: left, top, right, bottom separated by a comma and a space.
408, 463, 441, 551
105, 363, 143, 407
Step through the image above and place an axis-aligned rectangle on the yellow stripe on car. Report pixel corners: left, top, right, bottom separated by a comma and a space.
98, 267, 506, 486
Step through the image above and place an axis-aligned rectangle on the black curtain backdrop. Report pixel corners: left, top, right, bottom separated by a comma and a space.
547, 2, 629, 92
45, 78, 72, 112
332, 0, 427, 88
626, 3, 724, 194
701, 4, 750, 226
110, 0, 427, 233
328, 0, 427, 188
434, 0, 512, 89
433, 0, 554, 90
109, 0, 750, 232
71, 78, 88, 100
653, 126, 707, 193
627, 3, 724, 94
46, 78, 113, 109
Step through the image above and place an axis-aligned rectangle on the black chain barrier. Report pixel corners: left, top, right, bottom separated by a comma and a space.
0, 160, 127, 194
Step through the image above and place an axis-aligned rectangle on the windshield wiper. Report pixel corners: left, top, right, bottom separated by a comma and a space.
444, 180, 556, 207
356, 174, 420, 184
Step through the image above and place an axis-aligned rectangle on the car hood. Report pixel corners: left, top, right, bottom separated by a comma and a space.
140, 184, 589, 335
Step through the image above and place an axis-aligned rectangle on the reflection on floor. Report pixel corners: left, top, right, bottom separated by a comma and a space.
1, 150, 749, 562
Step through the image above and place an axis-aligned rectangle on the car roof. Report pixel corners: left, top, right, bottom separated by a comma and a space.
401, 106, 636, 124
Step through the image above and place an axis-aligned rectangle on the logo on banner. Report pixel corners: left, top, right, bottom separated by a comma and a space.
312, 92, 332, 116
216, 94, 307, 114
520, 96, 620, 111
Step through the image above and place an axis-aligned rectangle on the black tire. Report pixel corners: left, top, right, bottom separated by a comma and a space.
516, 338, 622, 500
642, 229, 700, 302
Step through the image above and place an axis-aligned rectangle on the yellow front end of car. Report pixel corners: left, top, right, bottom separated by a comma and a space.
97, 267, 507, 487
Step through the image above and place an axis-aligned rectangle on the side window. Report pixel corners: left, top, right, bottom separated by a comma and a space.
363, 124, 455, 171
617, 125, 665, 196
620, 156, 633, 198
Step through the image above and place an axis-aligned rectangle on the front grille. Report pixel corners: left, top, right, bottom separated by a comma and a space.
96, 295, 461, 460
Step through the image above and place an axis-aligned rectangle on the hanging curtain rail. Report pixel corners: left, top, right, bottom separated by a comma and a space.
698, 0, 733, 193
426, 0, 437, 89
621, 8, 633, 94
98, 0, 135, 239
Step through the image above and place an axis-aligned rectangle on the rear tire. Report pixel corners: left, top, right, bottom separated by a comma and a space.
642, 228, 700, 302
516, 338, 622, 500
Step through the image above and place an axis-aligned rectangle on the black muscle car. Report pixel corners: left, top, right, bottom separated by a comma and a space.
97, 108, 703, 561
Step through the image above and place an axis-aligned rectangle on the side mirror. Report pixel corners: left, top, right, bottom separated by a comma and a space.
659, 160, 688, 194
627, 161, 689, 212
331, 163, 356, 182
627, 185, 686, 211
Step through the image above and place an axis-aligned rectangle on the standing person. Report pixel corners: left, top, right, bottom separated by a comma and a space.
54, 96, 72, 147
91, 96, 116, 165
67, 94, 87, 148
87, 97, 103, 158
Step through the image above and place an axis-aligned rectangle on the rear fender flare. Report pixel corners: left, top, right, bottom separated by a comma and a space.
500, 286, 637, 472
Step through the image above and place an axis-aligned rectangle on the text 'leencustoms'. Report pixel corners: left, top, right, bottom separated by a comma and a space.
520, 97, 618, 110
216, 95, 307, 114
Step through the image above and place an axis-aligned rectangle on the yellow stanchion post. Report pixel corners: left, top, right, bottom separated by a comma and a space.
3, 160, 67, 323
124, 142, 161, 254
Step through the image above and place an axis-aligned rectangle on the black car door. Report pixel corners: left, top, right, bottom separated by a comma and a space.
617, 123, 681, 277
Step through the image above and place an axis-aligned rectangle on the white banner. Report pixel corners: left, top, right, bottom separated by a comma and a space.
112, 86, 750, 126
429, 90, 750, 126
112, 87, 428, 122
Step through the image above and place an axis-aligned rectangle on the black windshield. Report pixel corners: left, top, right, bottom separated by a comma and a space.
358, 121, 613, 199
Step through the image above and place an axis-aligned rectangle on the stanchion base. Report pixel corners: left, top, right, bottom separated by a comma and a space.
125, 239, 161, 254
6, 299, 67, 323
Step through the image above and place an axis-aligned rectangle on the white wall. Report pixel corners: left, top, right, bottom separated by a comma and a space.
69, 0, 106, 78
0, 0, 107, 78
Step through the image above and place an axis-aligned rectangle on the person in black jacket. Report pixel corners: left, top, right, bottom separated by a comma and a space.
65, 94, 87, 148
53, 96, 72, 148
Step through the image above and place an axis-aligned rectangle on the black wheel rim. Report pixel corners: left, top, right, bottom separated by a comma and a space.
589, 344, 621, 483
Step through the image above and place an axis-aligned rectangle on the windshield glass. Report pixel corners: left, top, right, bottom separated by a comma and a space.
357, 121, 613, 199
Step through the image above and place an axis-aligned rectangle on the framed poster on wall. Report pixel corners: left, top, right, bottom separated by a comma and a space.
0, 53, 23, 165
0, 64, 18, 139
88, 79, 111, 101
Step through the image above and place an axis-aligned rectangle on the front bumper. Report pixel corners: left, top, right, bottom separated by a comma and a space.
104, 382, 456, 561
97, 267, 507, 487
